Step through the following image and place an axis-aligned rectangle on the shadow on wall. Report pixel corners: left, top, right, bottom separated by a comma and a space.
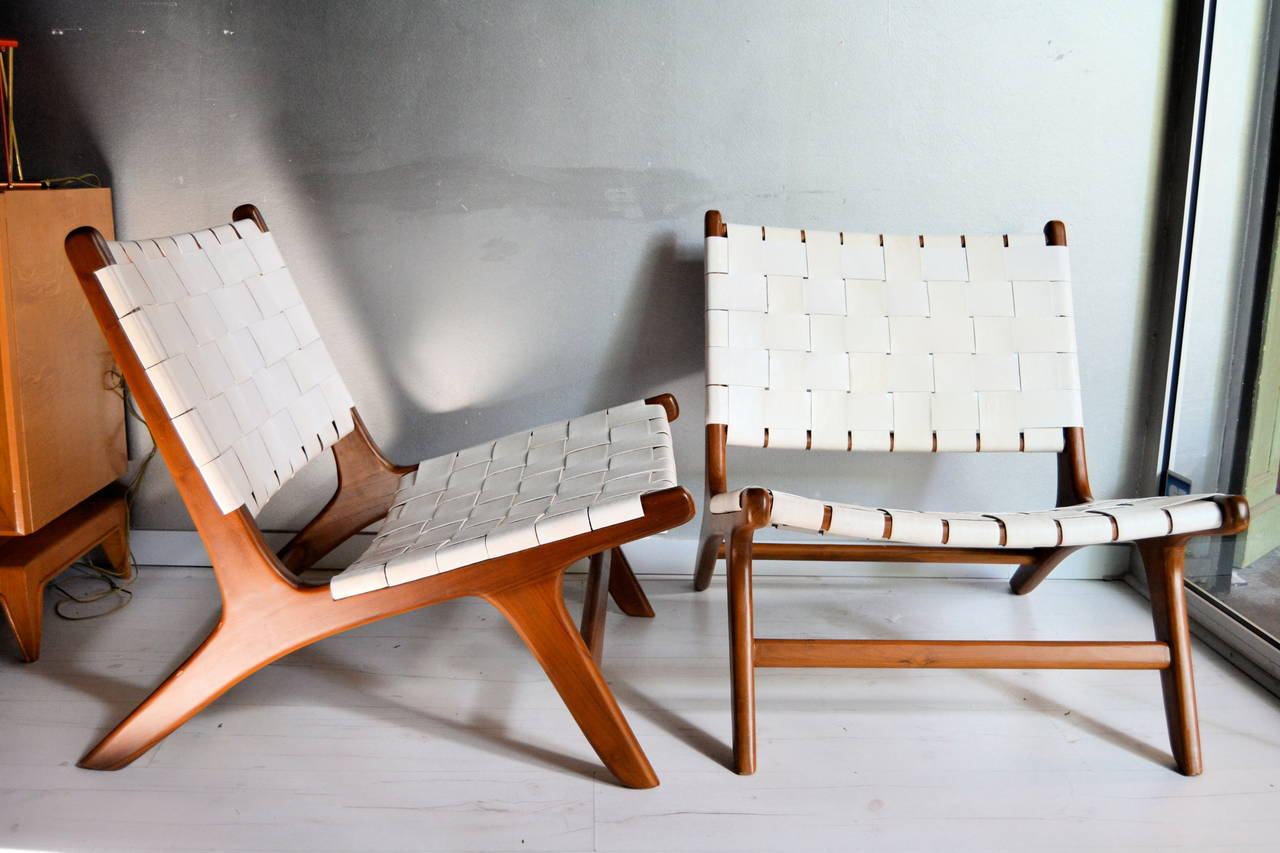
5, 8, 114, 187
284, 151, 713, 223
264, 136, 709, 463
334, 224, 706, 456
591, 231, 705, 407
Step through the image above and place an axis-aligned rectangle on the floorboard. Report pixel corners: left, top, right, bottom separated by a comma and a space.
2, 570, 1279, 851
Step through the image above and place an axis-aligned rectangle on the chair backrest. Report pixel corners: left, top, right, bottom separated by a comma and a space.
704, 215, 1080, 454
91, 216, 355, 515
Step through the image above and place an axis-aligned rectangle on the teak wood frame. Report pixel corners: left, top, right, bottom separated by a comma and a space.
0, 484, 129, 661
693, 209, 1250, 776
64, 205, 695, 788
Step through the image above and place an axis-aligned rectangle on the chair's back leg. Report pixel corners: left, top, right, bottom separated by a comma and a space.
580, 547, 655, 662
694, 532, 723, 592
1009, 546, 1081, 595
727, 527, 757, 774
607, 547, 654, 617
579, 552, 610, 662
485, 569, 659, 789
1137, 537, 1203, 775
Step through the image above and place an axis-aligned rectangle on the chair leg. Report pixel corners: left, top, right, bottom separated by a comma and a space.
79, 614, 290, 770
607, 547, 655, 617
1138, 537, 1202, 776
580, 552, 610, 662
1009, 546, 1080, 595
486, 570, 658, 789
693, 532, 723, 592
726, 527, 757, 774
0, 569, 45, 663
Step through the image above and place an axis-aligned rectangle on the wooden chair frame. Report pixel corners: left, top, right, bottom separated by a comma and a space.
65, 205, 695, 788
693, 210, 1249, 776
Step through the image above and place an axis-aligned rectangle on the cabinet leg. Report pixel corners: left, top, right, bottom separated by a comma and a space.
0, 568, 46, 662
100, 498, 132, 580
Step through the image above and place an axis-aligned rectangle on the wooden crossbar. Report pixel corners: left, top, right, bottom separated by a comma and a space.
716, 541, 1038, 564
753, 639, 1171, 670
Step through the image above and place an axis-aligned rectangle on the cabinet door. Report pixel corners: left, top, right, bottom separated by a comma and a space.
0, 188, 126, 534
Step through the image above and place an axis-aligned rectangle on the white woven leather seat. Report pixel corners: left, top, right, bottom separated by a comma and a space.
333, 401, 676, 598
93, 218, 678, 600
709, 488, 1224, 548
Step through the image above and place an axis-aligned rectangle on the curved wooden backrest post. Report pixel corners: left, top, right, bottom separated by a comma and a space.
1044, 220, 1094, 507
705, 210, 730, 498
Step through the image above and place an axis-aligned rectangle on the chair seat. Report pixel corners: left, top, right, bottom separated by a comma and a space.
331, 400, 677, 599
708, 487, 1227, 548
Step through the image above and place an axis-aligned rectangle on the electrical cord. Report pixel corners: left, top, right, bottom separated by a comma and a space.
49, 563, 133, 620
40, 173, 102, 189
49, 369, 156, 621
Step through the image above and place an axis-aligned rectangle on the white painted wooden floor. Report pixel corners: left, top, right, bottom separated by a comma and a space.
3, 569, 1280, 852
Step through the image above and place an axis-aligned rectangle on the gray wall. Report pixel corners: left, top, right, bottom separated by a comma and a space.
8, 1, 1177, 576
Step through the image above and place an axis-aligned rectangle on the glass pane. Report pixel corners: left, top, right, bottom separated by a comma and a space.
1169, 0, 1279, 642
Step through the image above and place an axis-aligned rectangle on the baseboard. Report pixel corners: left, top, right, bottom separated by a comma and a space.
128, 529, 1126, 579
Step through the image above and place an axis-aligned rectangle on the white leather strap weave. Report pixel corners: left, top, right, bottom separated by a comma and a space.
705, 224, 1080, 452
709, 488, 1225, 548
95, 221, 355, 515
331, 400, 676, 599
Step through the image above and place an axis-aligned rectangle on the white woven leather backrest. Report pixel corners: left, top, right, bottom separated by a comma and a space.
705, 223, 1081, 452
94, 220, 356, 515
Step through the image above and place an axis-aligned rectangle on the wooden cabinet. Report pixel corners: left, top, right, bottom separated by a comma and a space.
0, 188, 125, 534
0, 187, 129, 662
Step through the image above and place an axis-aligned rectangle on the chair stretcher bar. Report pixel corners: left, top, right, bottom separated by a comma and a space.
717, 541, 1039, 564
752, 638, 1171, 669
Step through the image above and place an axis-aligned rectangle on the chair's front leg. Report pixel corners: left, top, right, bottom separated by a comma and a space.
727, 525, 757, 774
79, 609, 290, 770
485, 569, 659, 789
1137, 536, 1202, 775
